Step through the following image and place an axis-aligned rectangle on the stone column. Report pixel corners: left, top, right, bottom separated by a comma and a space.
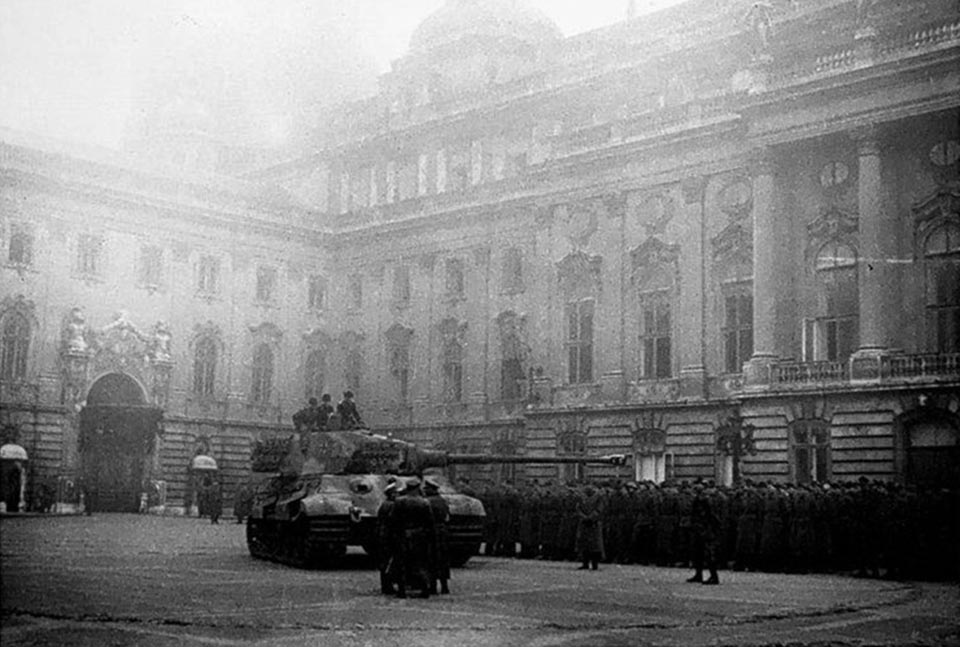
850, 125, 889, 379
470, 140, 483, 186
678, 176, 707, 397
417, 153, 429, 196
339, 171, 350, 214
744, 149, 777, 385
368, 165, 379, 207
385, 161, 397, 204
436, 149, 447, 194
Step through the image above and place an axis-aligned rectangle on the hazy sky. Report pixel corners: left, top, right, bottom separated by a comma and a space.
0, 0, 680, 150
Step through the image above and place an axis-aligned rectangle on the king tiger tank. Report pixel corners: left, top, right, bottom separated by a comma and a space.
246, 428, 626, 568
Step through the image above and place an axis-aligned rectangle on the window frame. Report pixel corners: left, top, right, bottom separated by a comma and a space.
255, 266, 278, 304
721, 281, 753, 374
251, 343, 274, 404
7, 225, 33, 267
0, 313, 30, 381
192, 337, 217, 398
790, 420, 831, 484
638, 290, 672, 379
923, 223, 960, 353
77, 234, 103, 277
565, 299, 595, 384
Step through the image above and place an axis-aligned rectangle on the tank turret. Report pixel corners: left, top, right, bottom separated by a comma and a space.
245, 429, 627, 569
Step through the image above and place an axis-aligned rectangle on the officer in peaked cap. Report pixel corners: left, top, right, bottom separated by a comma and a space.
377, 480, 400, 595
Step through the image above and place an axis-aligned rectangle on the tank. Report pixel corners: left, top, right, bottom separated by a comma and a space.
245, 428, 626, 568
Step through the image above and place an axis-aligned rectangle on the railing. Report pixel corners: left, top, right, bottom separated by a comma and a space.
882, 353, 960, 379
772, 360, 849, 385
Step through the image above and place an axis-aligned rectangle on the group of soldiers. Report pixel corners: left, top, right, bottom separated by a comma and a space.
474, 478, 960, 582
376, 476, 452, 599
292, 392, 364, 433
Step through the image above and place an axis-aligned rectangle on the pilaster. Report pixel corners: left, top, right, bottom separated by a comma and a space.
744, 149, 777, 386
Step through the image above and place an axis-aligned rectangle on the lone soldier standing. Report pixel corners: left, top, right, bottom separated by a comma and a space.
390, 477, 435, 598
575, 484, 605, 570
687, 482, 720, 585
337, 391, 364, 430
424, 477, 451, 595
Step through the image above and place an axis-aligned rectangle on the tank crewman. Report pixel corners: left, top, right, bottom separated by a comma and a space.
424, 477, 451, 595
575, 484, 605, 570
390, 477, 436, 598
377, 480, 400, 595
337, 391, 364, 430
317, 394, 335, 429
687, 482, 721, 584
292, 397, 322, 434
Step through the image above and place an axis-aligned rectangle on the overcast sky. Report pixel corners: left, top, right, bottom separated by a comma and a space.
0, 0, 681, 150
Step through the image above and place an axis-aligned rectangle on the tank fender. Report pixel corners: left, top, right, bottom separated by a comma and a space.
442, 493, 486, 517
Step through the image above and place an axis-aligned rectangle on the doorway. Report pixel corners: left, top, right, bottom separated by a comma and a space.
79, 373, 162, 513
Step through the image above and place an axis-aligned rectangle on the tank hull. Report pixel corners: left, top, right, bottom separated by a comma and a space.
245, 473, 485, 568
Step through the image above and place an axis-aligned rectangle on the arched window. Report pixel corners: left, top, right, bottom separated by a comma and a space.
805, 241, 858, 362
1, 314, 29, 380
924, 223, 960, 353
442, 336, 463, 402
304, 349, 325, 402
251, 344, 273, 404
8, 227, 33, 266
193, 337, 217, 397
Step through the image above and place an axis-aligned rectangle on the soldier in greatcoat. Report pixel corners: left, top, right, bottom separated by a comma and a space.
376, 481, 399, 595
575, 484, 605, 570
424, 478, 451, 594
687, 483, 720, 584
390, 477, 436, 598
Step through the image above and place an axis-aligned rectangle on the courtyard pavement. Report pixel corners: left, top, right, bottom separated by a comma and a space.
1, 514, 958, 646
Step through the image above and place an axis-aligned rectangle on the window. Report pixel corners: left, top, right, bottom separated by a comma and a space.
804, 242, 858, 362
389, 344, 410, 402
8, 226, 33, 266
791, 421, 830, 484
345, 348, 362, 395
442, 336, 463, 403
349, 274, 363, 310
501, 247, 524, 294
924, 223, 960, 353
393, 266, 411, 303
1, 314, 29, 380
558, 430, 587, 481
251, 344, 273, 404
722, 288, 753, 374
77, 235, 102, 275
565, 299, 594, 384
198, 256, 220, 294
256, 267, 277, 303
140, 245, 163, 287
308, 275, 326, 310
192, 337, 217, 397
304, 349, 325, 402
445, 258, 465, 298
639, 293, 671, 379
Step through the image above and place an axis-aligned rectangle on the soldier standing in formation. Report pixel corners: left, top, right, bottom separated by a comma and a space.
424, 478, 451, 595
376, 480, 399, 595
687, 482, 720, 584
575, 484, 605, 570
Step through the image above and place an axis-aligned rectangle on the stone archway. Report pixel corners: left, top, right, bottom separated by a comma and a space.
79, 373, 162, 513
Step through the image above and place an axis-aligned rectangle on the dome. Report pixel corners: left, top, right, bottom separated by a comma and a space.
191, 455, 218, 471
0, 444, 28, 461
410, 0, 561, 54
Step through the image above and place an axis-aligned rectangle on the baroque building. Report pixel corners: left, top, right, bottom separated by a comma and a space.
1, 0, 959, 512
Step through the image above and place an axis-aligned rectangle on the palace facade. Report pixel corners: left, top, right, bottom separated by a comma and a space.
1, 0, 959, 513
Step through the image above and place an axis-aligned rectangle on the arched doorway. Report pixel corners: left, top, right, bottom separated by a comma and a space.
79, 373, 163, 512
900, 410, 959, 490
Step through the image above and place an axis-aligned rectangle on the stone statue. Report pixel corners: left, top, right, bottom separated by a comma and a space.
744, 0, 774, 59
151, 321, 172, 363
64, 308, 88, 353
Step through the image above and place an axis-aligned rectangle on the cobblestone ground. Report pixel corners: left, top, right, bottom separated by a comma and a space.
1, 514, 958, 647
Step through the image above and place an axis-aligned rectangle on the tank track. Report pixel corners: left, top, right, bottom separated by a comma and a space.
246, 516, 349, 568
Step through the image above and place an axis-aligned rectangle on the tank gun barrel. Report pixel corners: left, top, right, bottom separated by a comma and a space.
443, 453, 627, 466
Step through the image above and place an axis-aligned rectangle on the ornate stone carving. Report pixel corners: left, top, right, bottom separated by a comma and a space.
630, 237, 680, 287
718, 178, 753, 220
418, 253, 436, 273
712, 221, 753, 264
437, 317, 468, 347
62, 307, 90, 354
680, 176, 707, 205
636, 193, 676, 237
806, 206, 859, 253
557, 251, 603, 299
743, 0, 774, 62
248, 321, 283, 345
911, 186, 960, 251
303, 327, 333, 349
